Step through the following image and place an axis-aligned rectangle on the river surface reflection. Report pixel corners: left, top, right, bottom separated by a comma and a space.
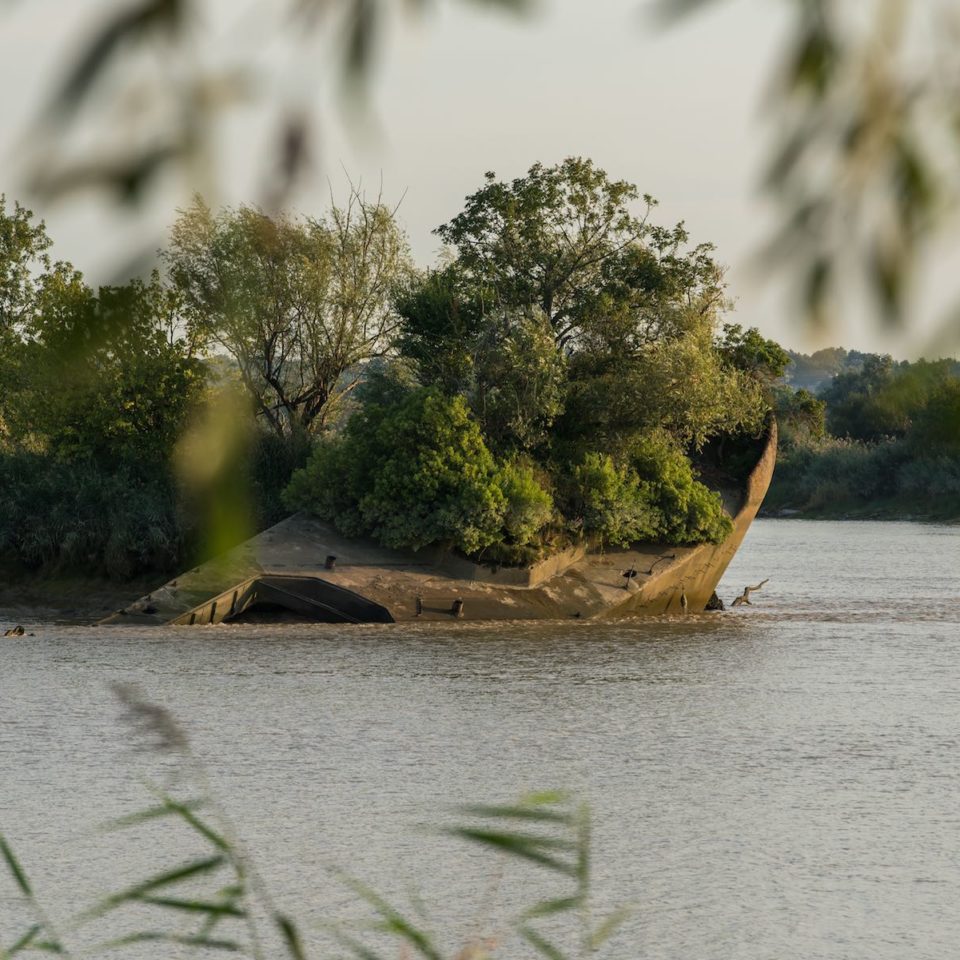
2, 519, 959, 958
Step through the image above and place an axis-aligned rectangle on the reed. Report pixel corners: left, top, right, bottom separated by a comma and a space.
1, 686, 630, 960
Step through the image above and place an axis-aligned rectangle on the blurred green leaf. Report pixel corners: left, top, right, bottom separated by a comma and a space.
589, 903, 635, 949
274, 913, 308, 960
520, 896, 581, 919
0, 835, 32, 897
333, 871, 441, 960
162, 797, 232, 852
344, 0, 377, 80
136, 895, 245, 917
2, 925, 42, 957
652, 0, 724, 24
101, 798, 206, 831
519, 924, 568, 960
785, 16, 838, 98
323, 924, 387, 960
86, 855, 226, 918
97, 931, 242, 951
455, 804, 573, 824
445, 828, 577, 875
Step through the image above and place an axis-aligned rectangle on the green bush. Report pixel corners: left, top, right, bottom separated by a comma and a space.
564, 436, 733, 549
567, 453, 660, 547
0, 453, 187, 578
497, 457, 554, 546
285, 388, 506, 553
630, 432, 733, 544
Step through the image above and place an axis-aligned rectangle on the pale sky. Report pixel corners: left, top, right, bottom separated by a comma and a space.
0, 0, 945, 356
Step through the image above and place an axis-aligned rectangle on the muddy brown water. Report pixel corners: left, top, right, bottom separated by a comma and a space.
2, 519, 959, 959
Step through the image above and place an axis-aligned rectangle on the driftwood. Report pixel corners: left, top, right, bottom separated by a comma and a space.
731, 579, 769, 607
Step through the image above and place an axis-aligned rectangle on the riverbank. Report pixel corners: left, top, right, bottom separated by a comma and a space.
0, 573, 164, 624
760, 494, 960, 523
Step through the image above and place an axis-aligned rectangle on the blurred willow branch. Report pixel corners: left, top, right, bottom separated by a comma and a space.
663, 0, 960, 342
13, 0, 531, 215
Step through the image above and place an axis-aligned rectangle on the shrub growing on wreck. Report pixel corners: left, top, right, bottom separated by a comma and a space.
285, 388, 507, 553
567, 453, 660, 547
498, 457, 555, 546
563, 435, 731, 550
629, 432, 733, 544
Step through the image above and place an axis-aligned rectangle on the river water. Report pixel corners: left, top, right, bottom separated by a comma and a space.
2, 519, 959, 959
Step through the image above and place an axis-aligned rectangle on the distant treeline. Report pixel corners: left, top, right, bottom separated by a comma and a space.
769, 352, 960, 519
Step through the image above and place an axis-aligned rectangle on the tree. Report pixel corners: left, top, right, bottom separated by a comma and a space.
6, 273, 204, 466
558, 321, 767, 456
0, 195, 54, 336
434, 158, 725, 352
774, 386, 827, 446
404, 160, 767, 459
166, 191, 412, 437
717, 323, 790, 387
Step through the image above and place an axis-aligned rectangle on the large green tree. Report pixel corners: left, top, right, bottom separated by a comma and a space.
399, 159, 766, 458
166, 192, 413, 437
434, 157, 725, 351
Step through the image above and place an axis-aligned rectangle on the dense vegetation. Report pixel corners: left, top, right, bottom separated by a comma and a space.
1, 162, 776, 581
284, 160, 774, 562
0, 190, 406, 577
770, 352, 960, 519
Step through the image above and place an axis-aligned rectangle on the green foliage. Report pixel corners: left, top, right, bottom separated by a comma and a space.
773, 385, 826, 447
498, 457, 554, 546
166, 192, 412, 436
568, 453, 660, 547
397, 272, 567, 454
285, 388, 506, 553
0, 195, 53, 335
434, 158, 725, 351
564, 435, 732, 549
469, 307, 567, 454
909, 378, 960, 456
630, 432, 733, 544
394, 266, 483, 394
717, 323, 790, 386
769, 352, 960, 517
5, 275, 203, 466
0, 453, 186, 578
766, 436, 911, 512
560, 325, 767, 456
320, 161, 759, 556
819, 355, 959, 443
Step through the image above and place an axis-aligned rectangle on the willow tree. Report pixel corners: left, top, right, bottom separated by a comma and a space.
166, 191, 412, 436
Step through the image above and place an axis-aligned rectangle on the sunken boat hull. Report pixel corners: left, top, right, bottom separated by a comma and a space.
101, 423, 776, 626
